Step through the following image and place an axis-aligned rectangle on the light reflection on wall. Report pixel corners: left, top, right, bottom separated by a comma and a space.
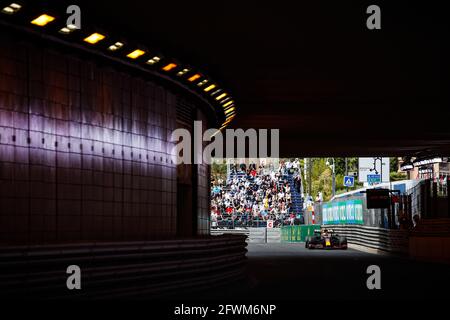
0, 34, 180, 244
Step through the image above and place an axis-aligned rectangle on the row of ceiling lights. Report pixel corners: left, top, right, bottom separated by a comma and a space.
400, 157, 445, 171
1, 2, 236, 129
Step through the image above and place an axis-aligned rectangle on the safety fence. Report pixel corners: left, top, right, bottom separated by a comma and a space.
281, 225, 321, 242
0, 235, 248, 299
211, 228, 281, 243
321, 224, 409, 254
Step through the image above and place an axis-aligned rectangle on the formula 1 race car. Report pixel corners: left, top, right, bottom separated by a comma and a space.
305, 229, 347, 250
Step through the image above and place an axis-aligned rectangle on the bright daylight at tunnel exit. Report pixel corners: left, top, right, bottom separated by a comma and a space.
0, 0, 449, 317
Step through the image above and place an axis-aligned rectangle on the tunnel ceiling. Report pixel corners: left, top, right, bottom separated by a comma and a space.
15, 0, 450, 157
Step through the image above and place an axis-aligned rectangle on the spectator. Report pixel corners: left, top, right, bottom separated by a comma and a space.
211, 162, 302, 228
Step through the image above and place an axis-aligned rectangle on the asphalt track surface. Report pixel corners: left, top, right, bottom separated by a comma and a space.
188, 243, 450, 301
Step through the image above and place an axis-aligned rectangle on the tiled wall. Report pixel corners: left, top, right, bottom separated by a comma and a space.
0, 35, 181, 244
196, 111, 210, 235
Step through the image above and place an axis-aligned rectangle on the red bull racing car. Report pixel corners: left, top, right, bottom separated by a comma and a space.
305, 229, 348, 250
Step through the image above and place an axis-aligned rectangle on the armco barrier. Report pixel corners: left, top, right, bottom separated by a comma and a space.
211, 228, 281, 243
321, 225, 409, 254
281, 225, 321, 242
266, 228, 281, 243
0, 235, 247, 299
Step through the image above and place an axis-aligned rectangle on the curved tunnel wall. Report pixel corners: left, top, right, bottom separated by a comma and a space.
0, 32, 210, 244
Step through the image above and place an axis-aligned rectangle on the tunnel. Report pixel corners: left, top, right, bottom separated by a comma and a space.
0, 0, 450, 309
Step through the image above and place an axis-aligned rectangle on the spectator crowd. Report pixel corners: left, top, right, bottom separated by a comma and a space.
211, 160, 303, 228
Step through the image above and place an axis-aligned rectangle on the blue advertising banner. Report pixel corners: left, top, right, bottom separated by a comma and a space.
322, 199, 364, 225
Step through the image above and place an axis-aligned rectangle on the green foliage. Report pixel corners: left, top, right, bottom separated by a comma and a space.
211, 160, 227, 183
390, 171, 407, 181
308, 158, 362, 201
390, 157, 399, 172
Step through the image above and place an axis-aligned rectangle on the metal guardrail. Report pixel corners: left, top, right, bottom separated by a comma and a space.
321, 225, 409, 254
211, 228, 281, 243
211, 229, 250, 237
0, 235, 248, 299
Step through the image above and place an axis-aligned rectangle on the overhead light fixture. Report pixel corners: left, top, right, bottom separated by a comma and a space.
220, 97, 231, 104
222, 101, 234, 108
197, 79, 208, 87
211, 89, 223, 96
31, 14, 55, 27
1, 7, 14, 14
225, 113, 235, 120
108, 42, 124, 51
59, 24, 77, 34
215, 93, 227, 101
224, 105, 235, 112
59, 27, 71, 34
84, 33, 106, 44
2, 3, 21, 14
225, 113, 236, 120
413, 157, 443, 167
400, 163, 414, 171
146, 56, 161, 65
162, 63, 177, 71
176, 68, 189, 76
224, 107, 235, 115
188, 74, 201, 82
222, 118, 235, 126
127, 49, 145, 59
204, 84, 216, 92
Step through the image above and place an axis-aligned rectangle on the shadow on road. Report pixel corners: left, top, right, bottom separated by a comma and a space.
188, 243, 450, 301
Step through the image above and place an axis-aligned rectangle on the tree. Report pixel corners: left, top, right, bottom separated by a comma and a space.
211, 160, 227, 183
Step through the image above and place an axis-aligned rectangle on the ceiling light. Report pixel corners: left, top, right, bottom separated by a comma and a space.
413, 157, 443, 167
400, 163, 414, 171
176, 68, 189, 76
215, 93, 227, 101
162, 63, 177, 71
84, 33, 106, 44
225, 115, 236, 123
146, 56, 161, 65
59, 24, 78, 34
222, 101, 234, 108
59, 27, 71, 34
31, 14, 55, 27
108, 42, 124, 51
211, 89, 223, 96
220, 97, 231, 104
224, 107, 235, 115
127, 49, 145, 59
204, 84, 216, 92
2, 7, 14, 14
188, 74, 201, 82
2, 3, 21, 15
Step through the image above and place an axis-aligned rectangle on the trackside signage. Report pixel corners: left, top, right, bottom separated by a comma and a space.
322, 199, 364, 225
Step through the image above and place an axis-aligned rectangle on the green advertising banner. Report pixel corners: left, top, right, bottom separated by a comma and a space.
322, 199, 363, 225
281, 225, 321, 242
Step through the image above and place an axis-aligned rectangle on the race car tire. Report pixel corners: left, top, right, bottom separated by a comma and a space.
338, 237, 348, 249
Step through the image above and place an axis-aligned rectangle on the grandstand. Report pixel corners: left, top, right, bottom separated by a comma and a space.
211, 160, 305, 229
